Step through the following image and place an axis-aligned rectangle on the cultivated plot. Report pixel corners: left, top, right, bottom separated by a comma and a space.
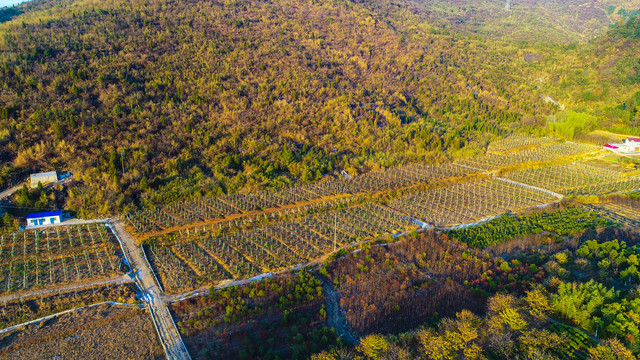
456, 142, 601, 171
146, 203, 418, 293
125, 163, 476, 235
0, 223, 127, 295
590, 198, 640, 224
503, 162, 640, 195
487, 133, 557, 152
0, 303, 164, 360
388, 178, 558, 227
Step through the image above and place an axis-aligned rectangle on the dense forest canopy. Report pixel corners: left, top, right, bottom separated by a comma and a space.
0, 0, 638, 219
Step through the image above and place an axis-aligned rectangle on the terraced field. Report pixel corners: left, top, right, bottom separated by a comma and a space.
145, 202, 418, 293
125, 164, 474, 236
119, 134, 638, 295
590, 199, 640, 225
388, 177, 558, 227
0, 223, 127, 296
456, 142, 601, 171
487, 134, 557, 152
504, 162, 640, 195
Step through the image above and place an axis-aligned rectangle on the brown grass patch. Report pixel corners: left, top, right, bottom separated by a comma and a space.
0, 303, 164, 360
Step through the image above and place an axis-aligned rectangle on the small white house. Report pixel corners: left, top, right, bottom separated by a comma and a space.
30, 171, 59, 188
603, 138, 640, 154
26, 211, 65, 227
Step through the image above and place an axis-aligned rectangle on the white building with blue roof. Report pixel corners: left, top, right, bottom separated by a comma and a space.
26, 211, 65, 227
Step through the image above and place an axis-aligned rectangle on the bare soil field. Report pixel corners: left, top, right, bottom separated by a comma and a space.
0, 303, 164, 360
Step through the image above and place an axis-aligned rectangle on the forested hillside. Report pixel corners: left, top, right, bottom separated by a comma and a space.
0, 0, 638, 218
405, 0, 640, 43
309, 204, 640, 359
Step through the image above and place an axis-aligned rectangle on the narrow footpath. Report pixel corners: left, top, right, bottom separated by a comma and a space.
110, 220, 191, 360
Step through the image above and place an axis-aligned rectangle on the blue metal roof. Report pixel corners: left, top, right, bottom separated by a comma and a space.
26, 211, 64, 219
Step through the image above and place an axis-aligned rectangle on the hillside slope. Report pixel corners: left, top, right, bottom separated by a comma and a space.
0, 0, 638, 218
407, 0, 640, 43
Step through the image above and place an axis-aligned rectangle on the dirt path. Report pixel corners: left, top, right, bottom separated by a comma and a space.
110, 220, 191, 360
0, 184, 23, 200
1, 176, 74, 201
322, 280, 358, 345
0, 274, 134, 303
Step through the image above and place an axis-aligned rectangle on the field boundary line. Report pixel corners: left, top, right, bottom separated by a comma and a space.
495, 176, 564, 200
0, 301, 141, 335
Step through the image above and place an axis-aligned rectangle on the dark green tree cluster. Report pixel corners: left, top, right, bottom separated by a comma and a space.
576, 240, 640, 283
449, 206, 611, 248
13, 183, 54, 210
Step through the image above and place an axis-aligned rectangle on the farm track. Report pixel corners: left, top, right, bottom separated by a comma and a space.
0, 184, 25, 200
494, 177, 564, 200
0, 176, 74, 201
110, 220, 191, 360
